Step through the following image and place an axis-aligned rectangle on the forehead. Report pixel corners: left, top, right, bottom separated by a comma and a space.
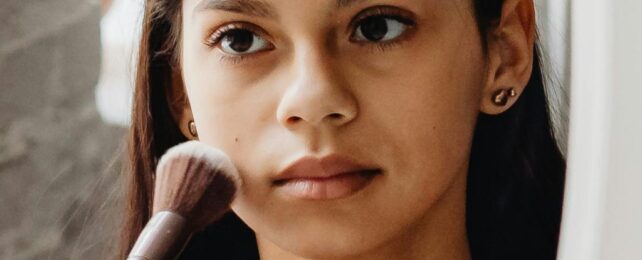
189, 0, 370, 16
184, 0, 473, 21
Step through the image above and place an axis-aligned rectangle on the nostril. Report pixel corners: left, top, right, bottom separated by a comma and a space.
328, 113, 344, 120
287, 116, 302, 124
284, 113, 347, 126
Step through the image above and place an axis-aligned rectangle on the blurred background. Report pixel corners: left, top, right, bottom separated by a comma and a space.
0, 0, 639, 259
1, 0, 125, 259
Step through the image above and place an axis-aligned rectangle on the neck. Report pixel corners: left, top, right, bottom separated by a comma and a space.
256, 169, 471, 260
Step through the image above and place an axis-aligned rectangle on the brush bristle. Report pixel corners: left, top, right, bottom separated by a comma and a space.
153, 141, 240, 231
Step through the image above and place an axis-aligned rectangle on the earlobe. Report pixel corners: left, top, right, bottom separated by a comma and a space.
479, 0, 535, 115
491, 88, 518, 107
167, 68, 197, 139
188, 120, 199, 138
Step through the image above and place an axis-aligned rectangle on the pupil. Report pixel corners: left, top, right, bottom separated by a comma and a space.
227, 30, 254, 52
361, 17, 388, 41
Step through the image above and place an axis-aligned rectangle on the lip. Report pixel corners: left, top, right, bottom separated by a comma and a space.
272, 154, 382, 200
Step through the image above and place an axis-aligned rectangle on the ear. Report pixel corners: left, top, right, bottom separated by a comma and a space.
167, 68, 197, 139
480, 0, 536, 115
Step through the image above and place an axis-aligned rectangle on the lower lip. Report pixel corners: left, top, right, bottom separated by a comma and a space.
274, 170, 380, 200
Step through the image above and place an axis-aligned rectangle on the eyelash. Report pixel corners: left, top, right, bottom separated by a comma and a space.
204, 6, 416, 64
203, 23, 266, 64
218, 53, 248, 65
351, 8, 415, 35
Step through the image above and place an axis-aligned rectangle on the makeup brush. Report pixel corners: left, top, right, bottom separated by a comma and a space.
128, 141, 241, 260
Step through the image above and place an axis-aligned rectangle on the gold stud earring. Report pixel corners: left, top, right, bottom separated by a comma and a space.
188, 120, 198, 138
492, 88, 517, 106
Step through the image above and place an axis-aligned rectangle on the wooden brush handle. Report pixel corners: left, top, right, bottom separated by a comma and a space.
128, 211, 192, 260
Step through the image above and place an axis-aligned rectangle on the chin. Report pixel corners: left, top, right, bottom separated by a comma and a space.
261, 219, 396, 259
274, 235, 374, 259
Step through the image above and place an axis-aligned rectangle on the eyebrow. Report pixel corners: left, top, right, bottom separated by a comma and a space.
336, 0, 368, 8
194, 0, 369, 18
195, 0, 277, 18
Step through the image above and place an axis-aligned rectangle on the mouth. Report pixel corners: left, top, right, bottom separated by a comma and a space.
273, 163, 383, 200
271, 154, 383, 200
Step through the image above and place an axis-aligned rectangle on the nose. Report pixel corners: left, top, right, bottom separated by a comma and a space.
276, 50, 358, 131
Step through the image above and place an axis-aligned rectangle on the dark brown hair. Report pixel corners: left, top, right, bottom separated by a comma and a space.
120, 1, 566, 259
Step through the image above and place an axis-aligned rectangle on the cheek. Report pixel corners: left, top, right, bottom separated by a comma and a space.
351, 29, 485, 203
352, 33, 484, 163
181, 61, 292, 208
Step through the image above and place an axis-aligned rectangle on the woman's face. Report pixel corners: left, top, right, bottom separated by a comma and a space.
180, 0, 485, 257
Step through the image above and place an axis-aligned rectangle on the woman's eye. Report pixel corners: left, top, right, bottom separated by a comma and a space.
353, 16, 409, 42
217, 29, 272, 55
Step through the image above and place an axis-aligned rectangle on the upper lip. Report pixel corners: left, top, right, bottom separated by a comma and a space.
273, 154, 380, 182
